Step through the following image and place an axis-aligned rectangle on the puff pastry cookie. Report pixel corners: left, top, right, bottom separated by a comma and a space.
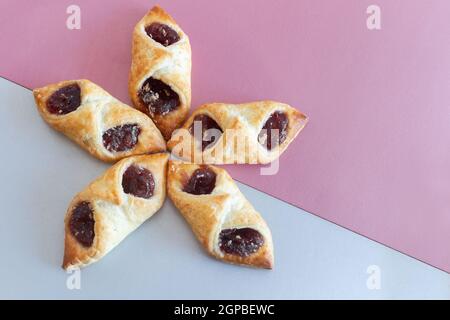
129, 6, 191, 140
63, 153, 169, 270
33, 79, 166, 162
167, 160, 274, 269
167, 101, 308, 164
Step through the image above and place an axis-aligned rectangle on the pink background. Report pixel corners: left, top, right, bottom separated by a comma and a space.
1, 0, 449, 272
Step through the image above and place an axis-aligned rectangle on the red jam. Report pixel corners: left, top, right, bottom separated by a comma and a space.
138, 77, 180, 115
219, 228, 264, 257
69, 201, 95, 247
46, 84, 81, 115
189, 114, 223, 150
102, 124, 141, 152
258, 111, 288, 150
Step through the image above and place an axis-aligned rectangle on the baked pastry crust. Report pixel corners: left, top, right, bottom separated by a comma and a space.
129, 6, 191, 140
33, 79, 166, 162
167, 101, 308, 164
63, 153, 169, 270
167, 160, 274, 269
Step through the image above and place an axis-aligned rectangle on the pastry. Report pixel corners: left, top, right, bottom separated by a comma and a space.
167, 101, 308, 164
167, 160, 274, 269
33, 79, 166, 162
63, 153, 169, 270
129, 6, 191, 140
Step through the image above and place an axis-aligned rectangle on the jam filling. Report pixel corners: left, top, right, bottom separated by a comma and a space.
138, 77, 180, 115
102, 124, 141, 152
69, 201, 95, 247
145, 22, 180, 46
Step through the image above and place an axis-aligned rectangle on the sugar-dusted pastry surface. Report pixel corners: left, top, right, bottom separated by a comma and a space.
167, 160, 274, 269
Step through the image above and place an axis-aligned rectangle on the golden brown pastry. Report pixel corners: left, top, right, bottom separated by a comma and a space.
129, 6, 191, 140
167, 160, 274, 269
167, 101, 308, 164
33, 79, 166, 162
63, 153, 168, 270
